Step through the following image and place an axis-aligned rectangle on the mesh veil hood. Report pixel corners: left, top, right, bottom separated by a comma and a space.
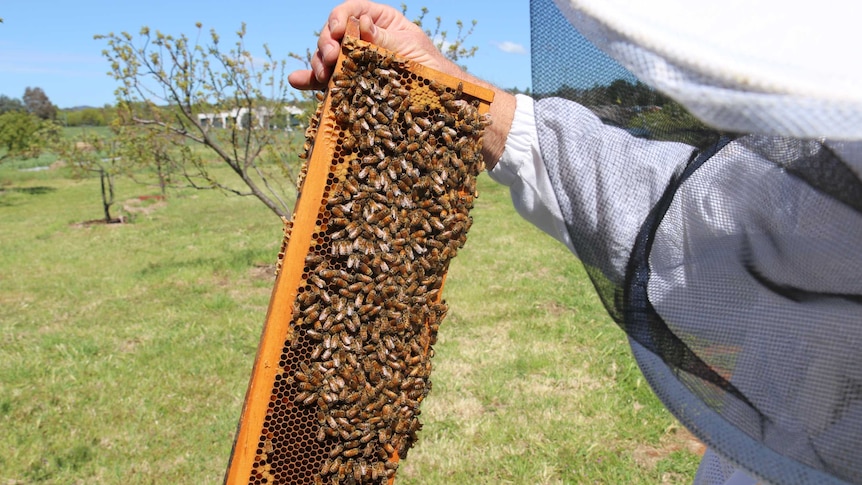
549, 0, 862, 139
529, 1, 862, 483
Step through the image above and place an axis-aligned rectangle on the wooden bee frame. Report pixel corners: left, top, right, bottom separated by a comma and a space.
224, 19, 493, 485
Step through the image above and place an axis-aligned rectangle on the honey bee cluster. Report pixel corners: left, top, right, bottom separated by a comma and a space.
249, 39, 489, 485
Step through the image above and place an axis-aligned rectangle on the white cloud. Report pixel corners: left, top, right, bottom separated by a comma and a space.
492, 41, 527, 55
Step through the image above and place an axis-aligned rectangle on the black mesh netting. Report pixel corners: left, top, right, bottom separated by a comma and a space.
529, 0, 862, 483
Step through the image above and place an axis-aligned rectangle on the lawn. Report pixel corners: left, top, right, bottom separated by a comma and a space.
0, 157, 702, 483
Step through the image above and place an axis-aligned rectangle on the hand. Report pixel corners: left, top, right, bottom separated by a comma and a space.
288, 0, 456, 91
287, 0, 516, 170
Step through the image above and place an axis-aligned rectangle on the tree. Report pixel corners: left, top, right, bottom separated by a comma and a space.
0, 95, 25, 114
52, 132, 126, 223
23, 87, 57, 120
99, 10, 479, 220
0, 110, 58, 162
112, 115, 182, 197
403, 5, 478, 68
98, 24, 303, 219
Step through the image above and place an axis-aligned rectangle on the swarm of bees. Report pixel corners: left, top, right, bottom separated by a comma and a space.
248, 38, 490, 485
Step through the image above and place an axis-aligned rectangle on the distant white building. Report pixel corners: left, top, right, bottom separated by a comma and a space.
197, 105, 304, 131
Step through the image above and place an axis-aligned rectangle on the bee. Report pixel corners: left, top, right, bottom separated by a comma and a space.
407, 99, 428, 115
374, 127, 392, 140
341, 134, 357, 152
440, 130, 454, 146
370, 462, 386, 480
358, 429, 375, 445
331, 277, 349, 288
322, 333, 335, 351
356, 164, 373, 181
359, 302, 378, 316
319, 458, 333, 476
345, 352, 360, 371
330, 215, 351, 228
340, 332, 353, 347
320, 268, 341, 280
294, 369, 310, 383
332, 240, 352, 257
356, 76, 369, 91
310, 344, 324, 360
313, 288, 331, 306
342, 56, 358, 73
306, 328, 324, 341
356, 261, 373, 276
387, 95, 404, 110
329, 457, 343, 477
334, 78, 352, 88
415, 116, 431, 130
343, 447, 360, 458
346, 253, 360, 269
303, 392, 318, 406
375, 110, 390, 124
345, 392, 362, 407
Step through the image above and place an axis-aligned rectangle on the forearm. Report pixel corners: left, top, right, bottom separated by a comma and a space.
489, 95, 697, 283
434, 59, 516, 171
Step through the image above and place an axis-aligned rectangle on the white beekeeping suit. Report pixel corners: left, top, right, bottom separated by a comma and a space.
490, 0, 862, 483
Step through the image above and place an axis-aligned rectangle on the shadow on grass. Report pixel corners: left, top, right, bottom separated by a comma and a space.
0, 186, 57, 207
71, 218, 128, 227
0, 185, 57, 207
10, 186, 57, 195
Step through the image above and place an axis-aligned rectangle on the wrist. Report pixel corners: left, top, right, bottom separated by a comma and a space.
428, 58, 517, 170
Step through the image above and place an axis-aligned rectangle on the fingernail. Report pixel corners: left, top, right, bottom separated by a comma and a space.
329, 18, 338, 32
314, 63, 324, 81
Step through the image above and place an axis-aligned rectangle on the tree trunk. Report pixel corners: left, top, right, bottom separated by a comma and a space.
100, 167, 115, 223
156, 155, 167, 196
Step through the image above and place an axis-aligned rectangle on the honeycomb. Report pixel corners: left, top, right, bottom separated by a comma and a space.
225, 27, 493, 485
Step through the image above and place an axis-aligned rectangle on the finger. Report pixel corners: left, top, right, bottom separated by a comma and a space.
309, 49, 334, 85
359, 14, 397, 53
328, 0, 372, 40
316, 22, 340, 67
287, 69, 326, 91
358, 15, 377, 43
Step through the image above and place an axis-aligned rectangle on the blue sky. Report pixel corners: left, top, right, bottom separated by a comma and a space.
0, 1, 531, 109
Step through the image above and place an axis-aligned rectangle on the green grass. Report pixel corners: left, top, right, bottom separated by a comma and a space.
0, 160, 701, 484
